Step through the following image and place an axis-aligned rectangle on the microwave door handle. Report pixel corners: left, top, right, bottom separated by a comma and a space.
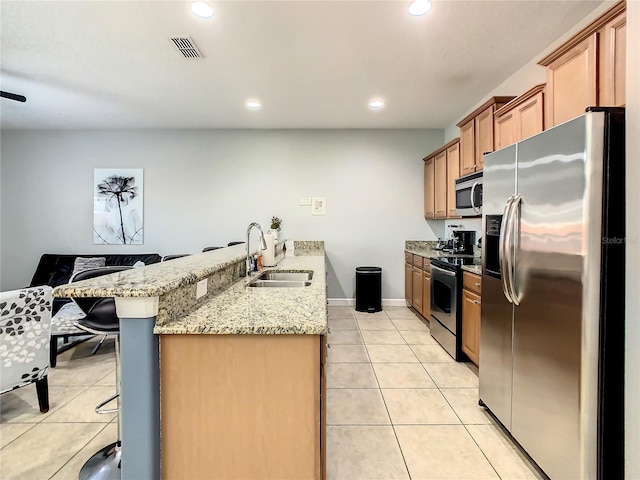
470, 181, 481, 213
507, 194, 522, 305
499, 196, 515, 303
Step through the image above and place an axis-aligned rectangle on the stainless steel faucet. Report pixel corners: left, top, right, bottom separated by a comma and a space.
245, 222, 268, 276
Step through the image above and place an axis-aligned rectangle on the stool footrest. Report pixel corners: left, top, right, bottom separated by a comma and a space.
95, 393, 120, 414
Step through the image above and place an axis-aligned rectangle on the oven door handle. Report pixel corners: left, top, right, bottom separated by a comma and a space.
431, 264, 457, 277
470, 181, 481, 213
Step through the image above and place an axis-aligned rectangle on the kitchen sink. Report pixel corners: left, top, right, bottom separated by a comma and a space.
248, 270, 314, 288
249, 280, 312, 288
256, 271, 314, 281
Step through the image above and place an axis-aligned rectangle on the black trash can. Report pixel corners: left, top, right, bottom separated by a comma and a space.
355, 267, 382, 313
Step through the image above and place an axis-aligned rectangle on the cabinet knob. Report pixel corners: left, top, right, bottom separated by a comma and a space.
472, 300, 481, 305
475, 283, 481, 286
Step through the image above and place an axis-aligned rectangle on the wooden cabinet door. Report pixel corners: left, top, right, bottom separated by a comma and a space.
405, 262, 412, 305
461, 289, 481, 366
599, 10, 626, 106
422, 271, 430, 319
517, 91, 544, 141
412, 266, 423, 314
494, 110, 517, 151
546, 32, 597, 127
474, 105, 495, 171
446, 141, 460, 218
434, 151, 447, 218
459, 120, 475, 175
424, 158, 435, 219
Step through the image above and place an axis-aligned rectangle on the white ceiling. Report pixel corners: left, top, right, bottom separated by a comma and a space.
0, 0, 602, 130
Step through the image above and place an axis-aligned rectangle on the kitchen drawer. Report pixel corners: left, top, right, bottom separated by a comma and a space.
405, 252, 413, 264
463, 272, 481, 295
412, 255, 424, 269
423, 259, 430, 275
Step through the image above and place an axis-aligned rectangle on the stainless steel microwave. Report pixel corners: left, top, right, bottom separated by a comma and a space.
455, 171, 483, 216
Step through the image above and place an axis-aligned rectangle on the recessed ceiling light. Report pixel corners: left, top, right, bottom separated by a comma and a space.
191, 1, 214, 18
246, 100, 262, 110
368, 99, 384, 110
408, 0, 432, 16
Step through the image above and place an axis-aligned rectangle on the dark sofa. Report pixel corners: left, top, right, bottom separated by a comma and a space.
30, 253, 162, 314
30, 253, 162, 367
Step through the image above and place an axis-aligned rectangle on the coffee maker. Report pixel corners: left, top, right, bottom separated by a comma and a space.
451, 230, 476, 255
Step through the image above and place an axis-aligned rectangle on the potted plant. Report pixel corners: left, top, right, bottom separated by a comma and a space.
270, 216, 282, 240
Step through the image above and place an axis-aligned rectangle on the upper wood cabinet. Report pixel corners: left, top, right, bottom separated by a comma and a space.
538, 1, 626, 127
423, 138, 461, 220
446, 141, 460, 218
456, 97, 515, 174
494, 84, 545, 150
424, 158, 435, 219
434, 150, 447, 218
599, 7, 626, 107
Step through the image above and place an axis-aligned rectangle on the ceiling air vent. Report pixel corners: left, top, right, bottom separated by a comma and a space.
169, 37, 203, 59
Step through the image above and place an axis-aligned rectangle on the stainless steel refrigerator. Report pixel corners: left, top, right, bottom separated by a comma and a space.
480, 108, 625, 479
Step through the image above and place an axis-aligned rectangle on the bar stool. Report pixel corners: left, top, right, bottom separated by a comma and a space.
70, 266, 130, 480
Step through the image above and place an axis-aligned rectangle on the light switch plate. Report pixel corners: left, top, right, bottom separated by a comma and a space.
196, 279, 207, 299
299, 197, 312, 206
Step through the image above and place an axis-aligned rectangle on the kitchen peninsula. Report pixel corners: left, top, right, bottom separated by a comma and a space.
53, 241, 328, 480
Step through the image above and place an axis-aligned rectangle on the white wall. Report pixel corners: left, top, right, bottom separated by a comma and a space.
0, 128, 443, 299
625, 2, 639, 478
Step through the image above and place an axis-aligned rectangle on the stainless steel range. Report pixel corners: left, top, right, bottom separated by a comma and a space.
429, 256, 480, 361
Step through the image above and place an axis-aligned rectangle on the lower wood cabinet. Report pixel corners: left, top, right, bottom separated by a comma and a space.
412, 266, 424, 314
405, 262, 412, 305
160, 334, 325, 479
461, 272, 482, 367
422, 269, 430, 319
405, 252, 430, 320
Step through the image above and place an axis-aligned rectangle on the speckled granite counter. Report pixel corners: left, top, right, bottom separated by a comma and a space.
461, 264, 482, 275
405, 240, 479, 259
154, 254, 327, 335
53, 243, 252, 298
53, 240, 327, 335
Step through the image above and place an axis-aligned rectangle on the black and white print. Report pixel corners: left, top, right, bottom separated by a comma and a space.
93, 168, 144, 245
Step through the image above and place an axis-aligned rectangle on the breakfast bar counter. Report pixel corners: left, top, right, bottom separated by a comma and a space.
53, 241, 328, 480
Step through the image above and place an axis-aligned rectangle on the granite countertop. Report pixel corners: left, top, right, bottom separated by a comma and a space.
53, 243, 256, 298
154, 254, 327, 336
461, 265, 482, 275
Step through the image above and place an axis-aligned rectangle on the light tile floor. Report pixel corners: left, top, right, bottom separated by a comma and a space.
326, 306, 545, 480
0, 307, 545, 479
1, 338, 118, 480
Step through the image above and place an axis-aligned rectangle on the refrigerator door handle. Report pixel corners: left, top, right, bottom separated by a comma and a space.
506, 194, 522, 306
499, 195, 515, 303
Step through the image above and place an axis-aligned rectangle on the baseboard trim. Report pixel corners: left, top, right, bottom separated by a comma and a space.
327, 298, 408, 307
